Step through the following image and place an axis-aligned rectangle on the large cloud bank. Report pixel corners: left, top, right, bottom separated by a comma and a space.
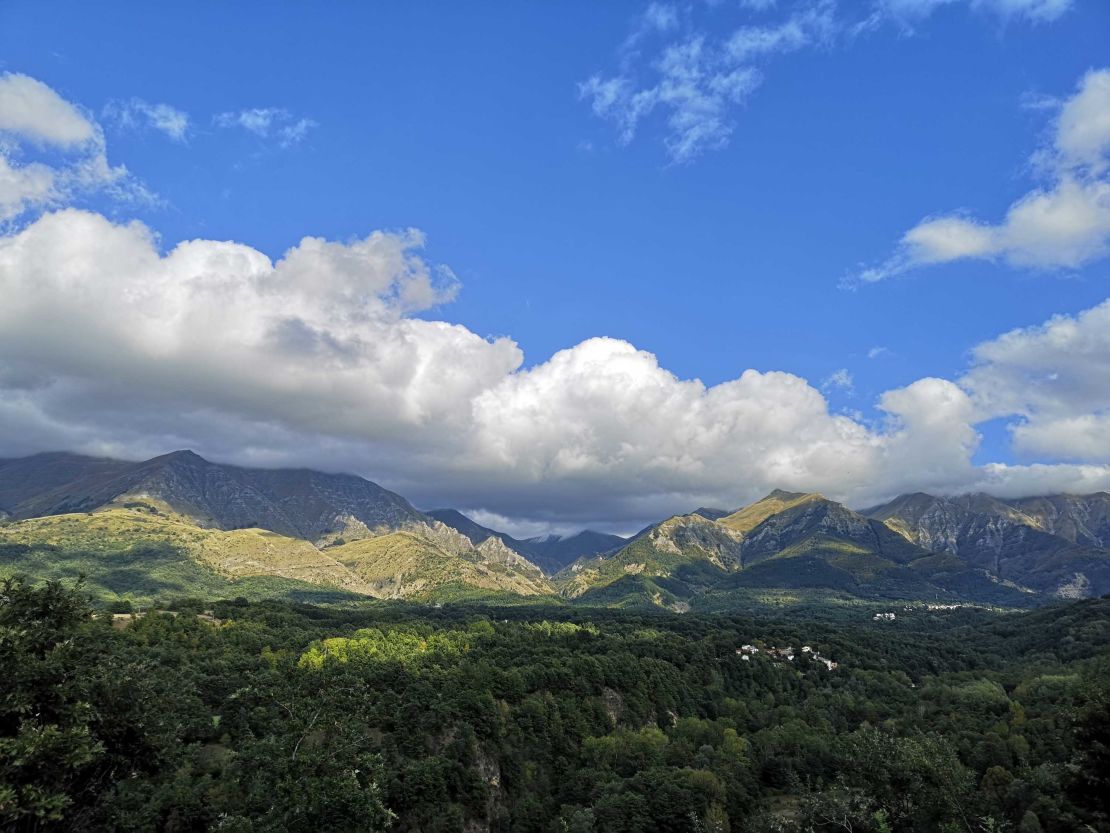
3, 206, 1110, 529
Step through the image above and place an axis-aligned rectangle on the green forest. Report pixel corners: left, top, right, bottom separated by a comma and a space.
1, 578, 1108, 832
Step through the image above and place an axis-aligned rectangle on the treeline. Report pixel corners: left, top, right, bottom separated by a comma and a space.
1, 578, 1108, 832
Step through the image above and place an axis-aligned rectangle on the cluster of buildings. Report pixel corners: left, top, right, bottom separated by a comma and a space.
874, 603, 973, 622
735, 643, 838, 671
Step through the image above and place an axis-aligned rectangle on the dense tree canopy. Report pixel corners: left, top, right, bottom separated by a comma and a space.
1, 578, 1107, 832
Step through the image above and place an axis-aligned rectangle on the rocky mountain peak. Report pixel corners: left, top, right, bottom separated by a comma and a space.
648, 514, 744, 569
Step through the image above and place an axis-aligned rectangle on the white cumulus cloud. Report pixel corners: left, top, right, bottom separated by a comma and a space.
962, 296, 1110, 463
0, 73, 97, 146
858, 68, 1110, 283
6, 208, 1110, 528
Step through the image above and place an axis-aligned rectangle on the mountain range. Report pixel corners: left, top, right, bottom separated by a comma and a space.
2, 451, 1109, 608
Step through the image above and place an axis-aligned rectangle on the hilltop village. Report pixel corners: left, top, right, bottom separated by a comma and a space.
736, 642, 838, 671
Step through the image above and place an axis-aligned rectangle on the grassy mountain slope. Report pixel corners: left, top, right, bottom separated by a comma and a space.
0, 503, 554, 605
330, 532, 553, 600
717, 489, 822, 534
0, 509, 361, 605
0, 504, 364, 578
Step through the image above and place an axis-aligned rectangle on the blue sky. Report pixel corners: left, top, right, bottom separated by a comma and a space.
1, 1, 1109, 533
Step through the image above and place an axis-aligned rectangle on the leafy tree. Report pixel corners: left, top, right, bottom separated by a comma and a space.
0, 577, 103, 828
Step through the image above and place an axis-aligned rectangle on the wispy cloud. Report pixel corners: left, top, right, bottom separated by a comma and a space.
582, 0, 1074, 164
822, 367, 855, 394
214, 107, 318, 148
853, 68, 1110, 286
642, 2, 678, 34
581, 1, 834, 163
104, 98, 190, 142
874, 0, 1071, 28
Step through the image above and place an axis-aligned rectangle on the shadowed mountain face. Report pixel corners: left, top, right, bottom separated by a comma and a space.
425, 508, 625, 575
863, 492, 1110, 599
1008, 493, 1110, 548
0, 450, 424, 542
522, 531, 628, 574
0, 453, 137, 517
690, 507, 732, 521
